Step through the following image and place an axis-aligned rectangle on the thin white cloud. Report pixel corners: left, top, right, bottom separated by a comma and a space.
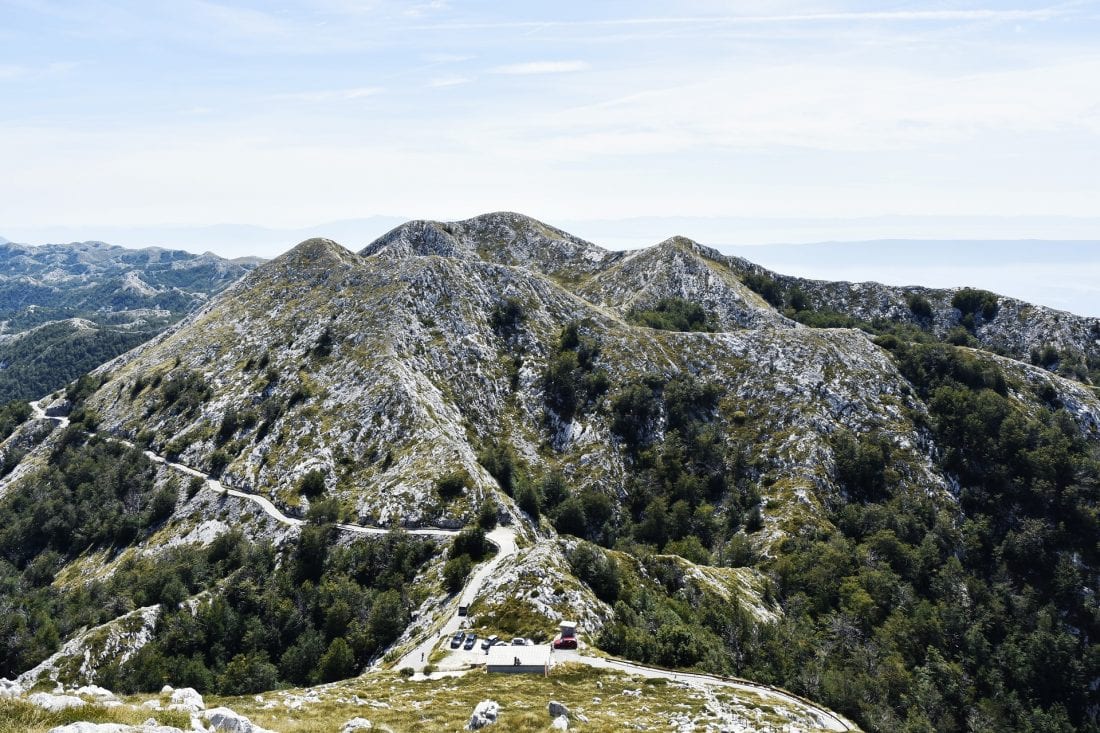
423, 53, 474, 63
0, 61, 78, 81
413, 8, 1062, 31
492, 60, 589, 75
403, 0, 450, 17
470, 55, 1100, 158
269, 86, 384, 102
429, 75, 472, 87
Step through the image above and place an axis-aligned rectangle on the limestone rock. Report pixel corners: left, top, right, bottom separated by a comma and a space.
28, 692, 86, 711
341, 719, 374, 732
550, 715, 569, 730
548, 700, 570, 719
466, 699, 500, 730
204, 706, 276, 733
0, 677, 21, 698
168, 687, 205, 713
74, 685, 118, 701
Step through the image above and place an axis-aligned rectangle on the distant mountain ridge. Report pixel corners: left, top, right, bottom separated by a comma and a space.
0, 239, 258, 402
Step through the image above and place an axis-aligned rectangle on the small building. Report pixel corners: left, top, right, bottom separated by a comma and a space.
559, 621, 577, 639
486, 644, 551, 675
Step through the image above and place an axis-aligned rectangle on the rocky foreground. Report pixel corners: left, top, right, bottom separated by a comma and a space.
1, 664, 846, 732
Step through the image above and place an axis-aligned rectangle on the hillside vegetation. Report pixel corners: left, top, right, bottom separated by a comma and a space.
2, 213, 1098, 732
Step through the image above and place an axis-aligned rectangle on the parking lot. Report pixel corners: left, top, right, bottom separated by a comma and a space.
428, 631, 547, 671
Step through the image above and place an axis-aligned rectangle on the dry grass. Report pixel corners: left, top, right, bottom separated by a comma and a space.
0, 665, 840, 733
201, 664, 814, 733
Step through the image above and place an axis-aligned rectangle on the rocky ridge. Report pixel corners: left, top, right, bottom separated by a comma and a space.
3, 212, 1098, 732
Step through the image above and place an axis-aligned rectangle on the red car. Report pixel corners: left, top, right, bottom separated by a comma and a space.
552, 637, 577, 650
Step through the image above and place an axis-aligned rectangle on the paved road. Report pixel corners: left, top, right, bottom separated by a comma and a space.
28, 398, 856, 731
393, 525, 517, 672
28, 400, 459, 539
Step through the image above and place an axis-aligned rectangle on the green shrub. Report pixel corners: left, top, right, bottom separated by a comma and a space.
628, 297, 715, 332
436, 469, 470, 499
318, 637, 355, 682
489, 297, 525, 338
741, 272, 784, 307
541, 321, 608, 421
516, 481, 540, 519
906, 293, 934, 321
952, 287, 999, 330
442, 554, 473, 594
298, 468, 327, 497
477, 442, 521, 495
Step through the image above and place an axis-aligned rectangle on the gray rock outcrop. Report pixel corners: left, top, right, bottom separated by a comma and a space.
466, 699, 500, 730
341, 719, 373, 732
28, 691, 86, 711
203, 706, 275, 733
548, 700, 570, 719
168, 687, 204, 713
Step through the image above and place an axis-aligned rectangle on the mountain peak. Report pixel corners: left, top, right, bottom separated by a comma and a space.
363, 211, 613, 282
287, 237, 352, 259
653, 235, 726, 261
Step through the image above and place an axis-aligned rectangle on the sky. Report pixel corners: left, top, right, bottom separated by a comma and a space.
1, 1, 1099, 315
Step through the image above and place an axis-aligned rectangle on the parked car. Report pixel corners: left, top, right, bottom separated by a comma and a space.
511, 637, 528, 646
463, 633, 477, 650
458, 605, 468, 616
552, 637, 578, 650
450, 631, 465, 649
481, 635, 499, 651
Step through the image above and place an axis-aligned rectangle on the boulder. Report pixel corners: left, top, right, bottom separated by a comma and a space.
203, 706, 276, 733
168, 687, 205, 713
548, 700, 570, 719
466, 699, 500, 730
160, 685, 174, 694
28, 692, 86, 712
550, 715, 569, 730
341, 719, 374, 732
45, 400, 72, 418
75, 685, 119, 702
0, 677, 21, 698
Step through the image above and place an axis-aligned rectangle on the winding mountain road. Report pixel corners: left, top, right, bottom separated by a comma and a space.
27, 399, 857, 731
